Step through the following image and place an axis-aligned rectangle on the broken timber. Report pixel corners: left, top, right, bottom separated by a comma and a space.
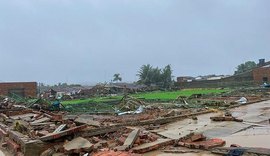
30, 117, 50, 125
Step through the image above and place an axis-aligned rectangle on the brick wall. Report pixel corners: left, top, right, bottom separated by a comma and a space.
177, 62, 270, 89
0, 82, 37, 97
253, 67, 270, 84
178, 71, 254, 88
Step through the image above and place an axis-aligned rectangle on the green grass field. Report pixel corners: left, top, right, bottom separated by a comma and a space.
62, 88, 229, 105
133, 89, 229, 100
62, 96, 122, 105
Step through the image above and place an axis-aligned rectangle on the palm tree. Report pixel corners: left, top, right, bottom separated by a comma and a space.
113, 73, 122, 82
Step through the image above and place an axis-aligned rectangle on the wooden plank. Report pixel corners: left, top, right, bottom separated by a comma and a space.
30, 117, 50, 125
10, 113, 36, 120
53, 124, 67, 133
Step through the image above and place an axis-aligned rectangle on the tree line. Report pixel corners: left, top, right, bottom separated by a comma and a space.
111, 60, 258, 89
137, 64, 173, 88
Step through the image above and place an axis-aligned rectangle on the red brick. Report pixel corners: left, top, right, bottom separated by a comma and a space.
179, 133, 206, 143
253, 67, 270, 84
0, 128, 8, 138
132, 139, 174, 153
0, 82, 37, 97
179, 138, 225, 150
117, 136, 127, 145
6, 139, 20, 153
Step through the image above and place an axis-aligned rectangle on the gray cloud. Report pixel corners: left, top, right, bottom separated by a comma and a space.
0, 0, 269, 84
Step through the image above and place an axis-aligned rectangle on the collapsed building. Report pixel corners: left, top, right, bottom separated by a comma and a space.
0, 88, 269, 156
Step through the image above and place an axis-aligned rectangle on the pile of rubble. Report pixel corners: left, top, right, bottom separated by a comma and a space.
0, 105, 217, 155
0, 90, 269, 156
210, 111, 243, 122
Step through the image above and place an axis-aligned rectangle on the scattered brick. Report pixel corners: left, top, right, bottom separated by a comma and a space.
179, 138, 225, 150
132, 139, 174, 153
6, 138, 20, 153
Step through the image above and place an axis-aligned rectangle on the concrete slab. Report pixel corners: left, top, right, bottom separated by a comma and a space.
231, 100, 270, 123
203, 122, 250, 137
63, 137, 93, 151
158, 100, 270, 139
221, 126, 270, 148
75, 117, 100, 127
124, 129, 140, 147
157, 112, 225, 139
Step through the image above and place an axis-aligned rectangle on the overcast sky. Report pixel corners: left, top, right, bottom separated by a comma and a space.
0, 0, 269, 85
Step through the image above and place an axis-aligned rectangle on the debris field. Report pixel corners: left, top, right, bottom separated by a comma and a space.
0, 89, 270, 156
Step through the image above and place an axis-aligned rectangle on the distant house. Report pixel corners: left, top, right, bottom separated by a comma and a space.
206, 77, 222, 81
177, 76, 195, 82
206, 75, 228, 81
41, 85, 92, 99
77, 88, 95, 97
177, 59, 270, 88
41, 89, 57, 98
195, 77, 203, 81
